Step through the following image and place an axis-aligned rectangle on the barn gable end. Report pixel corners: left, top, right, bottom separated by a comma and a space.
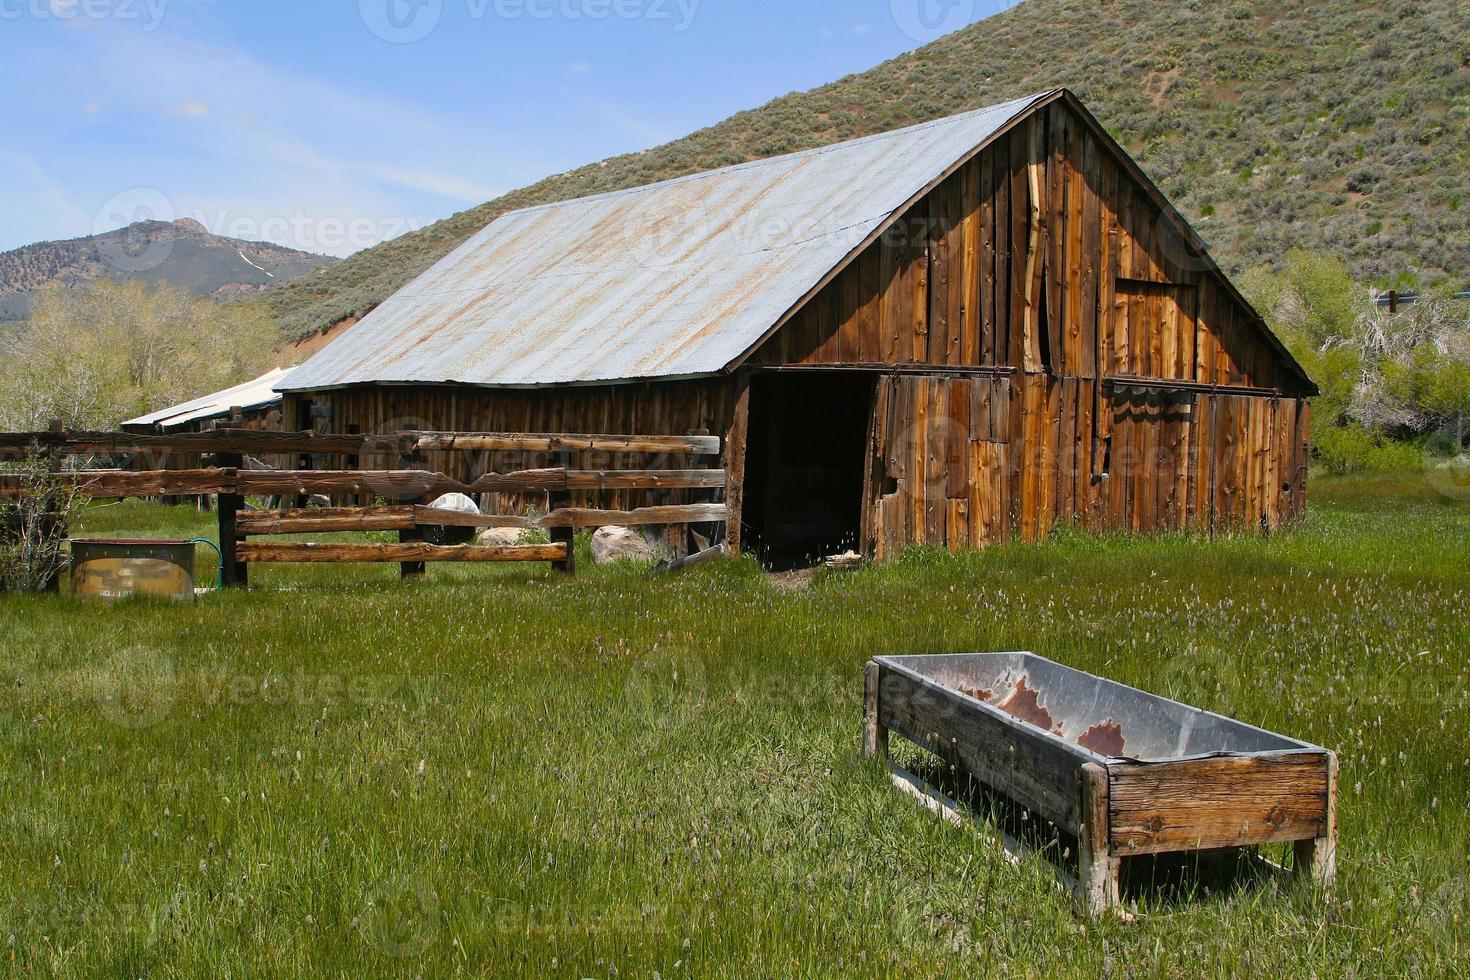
747, 93, 1312, 395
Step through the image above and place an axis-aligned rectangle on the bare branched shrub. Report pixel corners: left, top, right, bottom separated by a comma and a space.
0, 455, 89, 594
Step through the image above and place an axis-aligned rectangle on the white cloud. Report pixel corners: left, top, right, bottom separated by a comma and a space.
852, 22, 874, 37
166, 100, 212, 117
567, 61, 593, 75
366, 165, 501, 203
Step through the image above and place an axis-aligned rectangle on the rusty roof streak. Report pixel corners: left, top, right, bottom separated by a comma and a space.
280, 92, 1052, 392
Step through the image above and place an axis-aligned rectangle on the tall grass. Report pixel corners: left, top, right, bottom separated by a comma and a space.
0, 475, 1466, 975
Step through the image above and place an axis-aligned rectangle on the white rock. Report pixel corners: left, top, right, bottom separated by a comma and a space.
591, 526, 657, 565
475, 527, 531, 546
425, 493, 480, 517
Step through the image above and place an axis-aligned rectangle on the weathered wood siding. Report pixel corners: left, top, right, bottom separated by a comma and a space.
864, 374, 1310, 559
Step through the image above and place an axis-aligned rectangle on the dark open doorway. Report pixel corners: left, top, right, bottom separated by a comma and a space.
742, 372, 875, 570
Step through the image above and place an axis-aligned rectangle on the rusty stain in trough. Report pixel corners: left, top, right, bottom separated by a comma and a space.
994, 677, 1059, 734
1077, 721, 1127, 757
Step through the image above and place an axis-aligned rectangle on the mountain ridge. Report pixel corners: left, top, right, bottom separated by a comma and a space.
0, 218, 339, 321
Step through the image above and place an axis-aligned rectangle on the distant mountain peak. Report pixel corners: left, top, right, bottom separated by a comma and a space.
0, 218, 340, 321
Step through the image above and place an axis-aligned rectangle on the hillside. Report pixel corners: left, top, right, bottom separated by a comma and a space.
264, 0, 1468, 339
0, 218, 338, 321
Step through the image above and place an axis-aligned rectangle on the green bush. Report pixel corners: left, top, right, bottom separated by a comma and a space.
1314, 425, 1424, 475
1363, 439, 1423, 472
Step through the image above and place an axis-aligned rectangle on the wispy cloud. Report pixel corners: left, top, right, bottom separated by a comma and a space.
166, 99, 212, 117
17, 18, 511, 254
366, 165, 501, 203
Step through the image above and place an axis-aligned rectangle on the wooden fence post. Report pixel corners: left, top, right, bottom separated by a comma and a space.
216, 447, 247, 589
549, 450, 575, 575
42, 420, 63, 593
397, 441, 427, 580
1078, 762, 1120, 917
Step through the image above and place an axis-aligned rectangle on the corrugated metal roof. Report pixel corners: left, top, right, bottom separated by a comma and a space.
281, 91, 1054, 392
124, 367, 294, 429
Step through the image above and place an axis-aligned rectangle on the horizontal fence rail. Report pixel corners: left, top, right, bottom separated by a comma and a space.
0, 467, 727, 499
236, 542, 570, 565
0, 429, 722, 458
233, 503, 729, 536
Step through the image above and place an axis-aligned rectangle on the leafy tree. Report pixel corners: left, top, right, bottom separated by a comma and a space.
0, 280, 283, 430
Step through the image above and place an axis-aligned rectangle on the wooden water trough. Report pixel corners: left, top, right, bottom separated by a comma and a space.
863, 653, 1337, 917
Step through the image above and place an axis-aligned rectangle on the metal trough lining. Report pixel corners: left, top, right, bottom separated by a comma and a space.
876, 652, 1323, 763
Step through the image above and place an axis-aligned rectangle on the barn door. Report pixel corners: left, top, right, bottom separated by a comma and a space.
1103, 386, 1195, 532
865, 374, 1011, 560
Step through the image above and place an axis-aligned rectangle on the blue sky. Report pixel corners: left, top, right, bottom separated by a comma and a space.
0, 0, 1014, 256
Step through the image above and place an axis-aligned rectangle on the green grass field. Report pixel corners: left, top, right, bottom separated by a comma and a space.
1, 475, 1467, 976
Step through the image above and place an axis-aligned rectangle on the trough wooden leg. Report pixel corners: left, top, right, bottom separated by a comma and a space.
1079, 762, 1120, 917
1294, 753, 1338, 888
862, 661, 888, 760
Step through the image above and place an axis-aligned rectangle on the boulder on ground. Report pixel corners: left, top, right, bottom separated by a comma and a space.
475, 527, 532, 547
592, 526, 658, 565
425, 493, 480, 516
423, 493, 481, 546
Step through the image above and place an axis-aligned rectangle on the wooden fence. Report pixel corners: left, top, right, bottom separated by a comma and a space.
0, 428, 726, 586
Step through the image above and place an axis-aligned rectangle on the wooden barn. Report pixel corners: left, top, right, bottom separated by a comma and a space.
279, 89, 1315, 567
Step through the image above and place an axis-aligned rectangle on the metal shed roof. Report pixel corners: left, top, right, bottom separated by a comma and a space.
124, 367, 294, 429
280, 91, 1053, 392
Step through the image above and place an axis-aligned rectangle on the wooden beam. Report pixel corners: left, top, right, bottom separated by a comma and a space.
564, 470, 725, 491
235, 507, 418, 536
541, 503, 728, 529
0, 469, 235, 499
0, 429, 722, 459
410, 507, 535, 530
0, 429, 401, 456
237, 541, 569, 564
1078, 762, 1120, 918
1107, 753, 1332, 854
411, 432, 721, 456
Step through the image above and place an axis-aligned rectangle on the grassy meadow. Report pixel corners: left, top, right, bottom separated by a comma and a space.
0, 474, 1467, 976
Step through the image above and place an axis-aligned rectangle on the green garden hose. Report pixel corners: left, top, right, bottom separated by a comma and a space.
189, 538, 223, 592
